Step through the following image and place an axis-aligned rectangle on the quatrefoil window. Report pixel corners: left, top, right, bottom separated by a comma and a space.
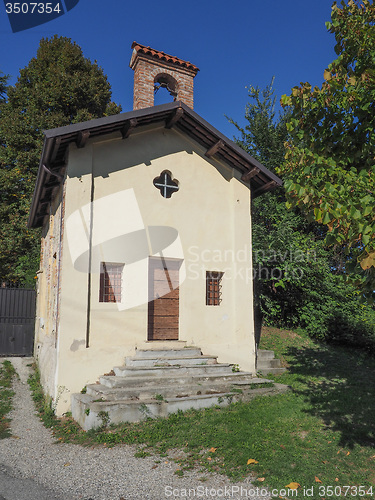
153, 171, 179, 198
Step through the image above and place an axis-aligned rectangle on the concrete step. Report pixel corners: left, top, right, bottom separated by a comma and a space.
86, 376, 274, 401
257, 358, 283, 369
72, 378, 289, 432
71, 346, 290, 431
86, 384, 233, 401
257, 349, 275, 360
135, 347, 202, 358
113, 363, 234, 378
257, 367, 286, 376
72, 391, 240, 431
100, 370, 255, 389
125, 354, 217, 368
256, 349, 286, 376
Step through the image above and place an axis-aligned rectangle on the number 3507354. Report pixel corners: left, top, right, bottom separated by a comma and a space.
5, 3, 62, 14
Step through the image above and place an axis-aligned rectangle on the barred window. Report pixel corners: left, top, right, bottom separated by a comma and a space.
153, 171, 179, 198
99, 263, 124, 303
206, 271, 223, 306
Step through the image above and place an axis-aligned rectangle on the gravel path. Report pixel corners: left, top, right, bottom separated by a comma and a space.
0, 357, 271, 500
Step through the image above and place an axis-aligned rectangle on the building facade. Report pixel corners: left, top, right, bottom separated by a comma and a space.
28, 44, 282, 415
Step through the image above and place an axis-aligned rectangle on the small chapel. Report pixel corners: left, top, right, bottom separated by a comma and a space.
28, 42, 282, 421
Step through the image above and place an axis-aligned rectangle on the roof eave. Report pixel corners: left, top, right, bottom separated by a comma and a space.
27, 137, 55, 229
28, 102, 282, 228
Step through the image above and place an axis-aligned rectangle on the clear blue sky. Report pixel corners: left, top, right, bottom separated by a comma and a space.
0, 0, 337, 139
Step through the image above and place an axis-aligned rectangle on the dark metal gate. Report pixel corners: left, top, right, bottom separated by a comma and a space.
0, 286, 36, 356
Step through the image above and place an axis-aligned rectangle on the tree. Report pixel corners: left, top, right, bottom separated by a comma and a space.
229, 81, 327, 333
279, 0, 375, 301
0, 72, 8, 102
230, 79, 375, 352
229, 80, 375, 350
0, 36, 121, 285
228, 78, 289, 172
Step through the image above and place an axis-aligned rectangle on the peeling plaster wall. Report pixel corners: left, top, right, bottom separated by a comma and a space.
34, 183, 65, 401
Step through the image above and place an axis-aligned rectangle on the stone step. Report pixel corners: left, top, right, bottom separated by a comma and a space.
257, 367, 286, 376
257, 358, 283, 369
113, 363, 234, 378
71, 346, 291, 431
257, 349, 275, 360
100, 370, 255, 389
86, 376, 273, 401
86, 384, 232, 401
135, 347, 202, 359
72, 391, 239, 431
72, 378, 287, 431
125, 354, 217, 368
256, 349, 286, 376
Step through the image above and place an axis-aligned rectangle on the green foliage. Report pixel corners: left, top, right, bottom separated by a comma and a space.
252, 192, 327, 329
134, 449, 151, 458
227, 77, 289, 172
280, 0, 375, 301
0, 36, 121, 284
230, 78, 375, 347
0, 360, 16, 439
297, 267, 375, 349
0, 72, 8, 103
28, 364, 57, 427
27, 363, 86, 443
229, 81, 324, 329
98, 410, 110, 429
13, 244, 41, 287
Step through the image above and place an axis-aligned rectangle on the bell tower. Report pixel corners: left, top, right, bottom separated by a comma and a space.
130, 42, 199, 110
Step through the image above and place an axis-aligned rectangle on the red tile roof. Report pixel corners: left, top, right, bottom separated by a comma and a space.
131, 42, 199, 73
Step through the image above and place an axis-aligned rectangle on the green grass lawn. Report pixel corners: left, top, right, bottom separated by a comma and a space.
28, 328, 375, 499
0, 360, 16, 439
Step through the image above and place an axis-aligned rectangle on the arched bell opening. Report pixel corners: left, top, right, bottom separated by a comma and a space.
154, 73, 178, 105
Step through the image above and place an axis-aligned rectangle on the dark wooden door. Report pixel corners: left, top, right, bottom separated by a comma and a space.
148, 259, 180, 341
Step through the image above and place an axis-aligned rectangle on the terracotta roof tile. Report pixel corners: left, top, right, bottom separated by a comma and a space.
131, 42, 199, 73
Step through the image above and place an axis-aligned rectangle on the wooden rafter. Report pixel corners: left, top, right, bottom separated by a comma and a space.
42, 164, 64, 181
49, 137, 62, 164
205, 139, 224, 158
241, 167, 260, 183
165, 107, 184, 129
76, 130, 90, 148
121, 118, 138, 139
253, 180, 277, 196
44, 179, 60, 189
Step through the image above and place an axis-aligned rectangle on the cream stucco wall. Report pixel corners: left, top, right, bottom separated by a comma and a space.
36, 124, 256, 415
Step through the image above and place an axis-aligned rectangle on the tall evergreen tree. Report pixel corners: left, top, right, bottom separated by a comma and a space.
0, 36, 121, 284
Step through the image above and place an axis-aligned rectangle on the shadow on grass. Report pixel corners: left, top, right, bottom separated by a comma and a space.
285, 345, 375, 449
